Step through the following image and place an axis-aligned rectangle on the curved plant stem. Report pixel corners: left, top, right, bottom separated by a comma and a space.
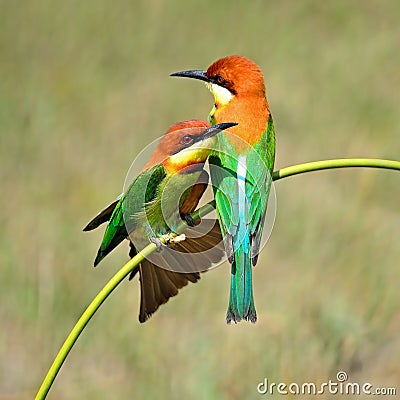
34, 245, 156, 400
34, 202, 216, 400
273, 158, 400, 181
35, 157, 400, 400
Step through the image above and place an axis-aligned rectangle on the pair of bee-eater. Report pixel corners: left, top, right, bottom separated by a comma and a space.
85, 55, 275, 324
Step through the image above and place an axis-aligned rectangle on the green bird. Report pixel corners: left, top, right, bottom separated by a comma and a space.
84, 120, 237, 322
172, 55, 275, 323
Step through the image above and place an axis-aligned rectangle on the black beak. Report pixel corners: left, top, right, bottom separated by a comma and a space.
201, 122, 238, 140
170, 69, 210, 82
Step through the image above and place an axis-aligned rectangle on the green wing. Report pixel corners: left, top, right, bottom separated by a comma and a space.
208, 154, 238, 262
94, 164, 166, 266
209, 115, 275, 264
210, 116, 275, 321
83, 196, 121, 231
247, 116, 275, 263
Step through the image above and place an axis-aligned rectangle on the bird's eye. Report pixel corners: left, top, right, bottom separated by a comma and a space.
215, 74, 225, 85
181, 135, 193, 145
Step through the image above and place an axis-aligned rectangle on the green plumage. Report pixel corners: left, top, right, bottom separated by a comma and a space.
93, 164, 166, 266
85, 161, 226, 322
210, 115, 275, 323
84, 121, 238, 322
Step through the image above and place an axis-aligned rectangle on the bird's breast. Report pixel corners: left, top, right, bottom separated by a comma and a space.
212, 96, 270, 151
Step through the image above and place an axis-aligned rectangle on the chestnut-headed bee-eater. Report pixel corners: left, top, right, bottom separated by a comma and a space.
171, 56, 276, 323
84, 120, 237, 322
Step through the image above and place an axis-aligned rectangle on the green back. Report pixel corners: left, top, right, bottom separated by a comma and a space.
209, 116, 275, 257
95, 164, 166, 265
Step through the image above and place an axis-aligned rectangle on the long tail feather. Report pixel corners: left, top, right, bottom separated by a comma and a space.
130, 219, 224, 322
226, 234, 256, 323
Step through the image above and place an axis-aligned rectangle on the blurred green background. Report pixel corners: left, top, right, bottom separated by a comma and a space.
1, 1, 399, 399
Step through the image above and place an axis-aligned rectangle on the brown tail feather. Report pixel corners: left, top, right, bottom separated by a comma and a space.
137, 261, 200, 322
129, 219, 224, 322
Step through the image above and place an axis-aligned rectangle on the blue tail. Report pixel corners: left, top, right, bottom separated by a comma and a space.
226, 226, 256, 323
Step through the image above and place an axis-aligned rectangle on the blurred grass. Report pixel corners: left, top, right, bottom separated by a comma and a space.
1, 0, 399, 399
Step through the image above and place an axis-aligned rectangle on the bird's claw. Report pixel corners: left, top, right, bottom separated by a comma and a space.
169, 233, 186, 243
181, 213, 196, 227
150, 237, 165, 252
151, 233, 186, 251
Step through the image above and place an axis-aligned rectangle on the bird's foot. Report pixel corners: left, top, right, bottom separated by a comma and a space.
152, 233, 186, 251
150, 237, 165, 252
181, 213, 196, 227
163, 232, 186, 244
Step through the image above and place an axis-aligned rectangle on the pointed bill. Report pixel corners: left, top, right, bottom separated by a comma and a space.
170, 69, 209, 82
200, 122, 238, 140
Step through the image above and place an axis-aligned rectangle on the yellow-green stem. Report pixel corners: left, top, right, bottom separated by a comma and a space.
273, 158, 400, 181
35, 157, 400, 400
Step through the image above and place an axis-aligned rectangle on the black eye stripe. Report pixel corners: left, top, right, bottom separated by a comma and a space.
181, 135, 193, 145
211, 75, 236, 95
214, 74, 225, 85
